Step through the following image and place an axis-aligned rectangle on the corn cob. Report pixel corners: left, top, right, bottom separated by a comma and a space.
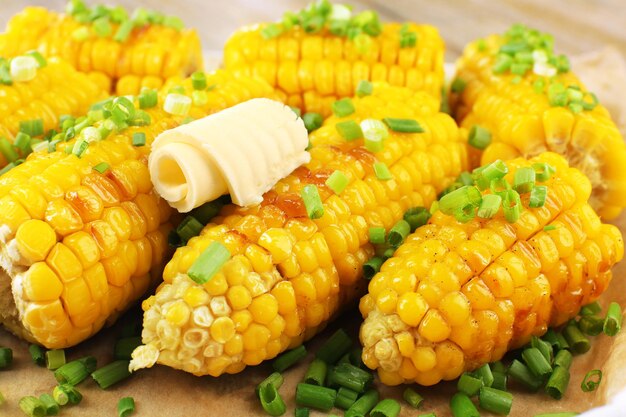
450, 24, 626, 219
0, 70, 275, 349
223, 2, 444, 116
0, 56, 106, 168
0, 3, 203, 96
130, 82, 469, 377
359, 152, 624, 386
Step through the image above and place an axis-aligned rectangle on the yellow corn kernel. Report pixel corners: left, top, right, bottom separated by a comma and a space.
15, 219, 57, 263
21, 262, 64, 302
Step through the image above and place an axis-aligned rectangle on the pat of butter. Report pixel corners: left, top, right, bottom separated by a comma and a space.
149, 98, 310, 212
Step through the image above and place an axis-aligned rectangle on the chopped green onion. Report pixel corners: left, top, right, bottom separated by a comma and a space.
388, 219, 410, 246
361, 119, 389, 152
190, 196, 228, 224
403, 206, 431, 232
10, 56, 38, 82
581, 92, 598, 111
256, 372, 284, 397
531, 335, 553, 364
118, 397, 136, 417
138, 89, 158, 109
522, 347, 552, 378
261, 23, 284, 40
325, 170, 349, 194
603, 301, 622, 336
272, 345, 307, 372
457, 372, 483, 396
327, 362, 373, 393
93, 162, 110, 173
492, 371, 508, 392
93, 16, 113, 37
369, 227, 386, 244
54, 358, 91, 385
451, 78, 467, 93
14, 132, 31, 153
0, 347, 12, 368
52, 385, 69, 406
545, 365, 570, 400
295, 408, 310, 417
19, 118, 44, 137
548, 83, 568, 107
581, 369, 602, 392
479, 387, 513, 415
303, 112, 323, 132
370, 399, 401, 417
114, 19, 134, 42
301, 184, 324, 219
578, 315, 604, 336
316, 328, 352, 364
259, 382, 287, 416
533, 78, 546, 94
382, 118, 424, 133
450, 392, 479, 417
403, 387, 424, 408
26, 50, 47, 68
502, 189, 521, 223
114, 336, 142, 360
349, 347, 364, 369
332, 98, 355, 117
336, 120, 363, 141
399, 28, 417, 48
163, 15, 185, 30
29, 344, 45, 366
468, 125, 492, 150
543, 225, 556, 231
304, 358, 327, 386
91, 360, 131, 389
53, 384, 82, 404
475, 363, 494, 387
363, 256, 384, 280
0, 137, 18, 163
492, 53, 513, 74
191, 71, 207, 90
19, 396, 46, 417
46, 349, 66, 370
163, 93, 191, 116
295, 383, 337, 411
580, 301, 602, 316
554, 350, 573, 370
439, 185, 482, 216
477, 193, 502, 219
175, 216, 204, 244
335, 387, 359, 410
373, 162, 392, 180
513, 167, 536, 194
563, 324, 590, 354
383, 247, 395, 259
417, 414, 437, 417
72, 138, 89, 158
356, 80, 373, 97
345, 389, 379, 417
39, 393, 59, 416
507, 359, 542, 391
187, 241, 231, 285
132, 132, 146, 147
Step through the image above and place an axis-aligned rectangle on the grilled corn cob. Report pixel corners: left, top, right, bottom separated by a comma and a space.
0, 70, 275, 349
359, 152, 624, 386
0, 56, 106, 168
224, 2, 444, 116
0, 2, 203, 96
450, 24, 626, 219
130, 82, 468, 377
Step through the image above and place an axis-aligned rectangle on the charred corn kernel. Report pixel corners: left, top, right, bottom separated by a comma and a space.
0, 71, 275, 349
0, 6, 203, 95
132, 82, 469, 376
451, 25, 626, 219
360, 153, 624, 386
225, 22, 444, 116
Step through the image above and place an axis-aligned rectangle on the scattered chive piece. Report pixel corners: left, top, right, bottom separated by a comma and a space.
468, 125, 492, 149
458, 372, 483, 397
335, 387, 359, 410
93, 16, 112, 37
451, 78, 467, 93
256, 372, 284, 397
479, 386, 513, 415
362, 119, 388, 152
403, 387, 424, 408
502, 189, 522, 223
580, 301, 602, 316
0, 347, 12, 369
492, 371, 508, 392
603, 301, 622, 336
54, 359, 90, 385
522, 347, 552, 378
513, 167, 536, 194
187, 241, 231, 284
46, 349, 65, 370
295, 408, 310, 417
418, 414, 436, 417
543, 225, 556, 231
356, 80, 373, 97
491, 361, 506, 374
295, 383, 337, 411
113, 19, 134, 42
300, 184, 324, 219
259, 382, 287, 416
508, 359, 542, 391
545, 366, 570, 400
260, 23, 284, 40
53, 384, 82, 404
403, 207, 430, 232
52, 385, 69, 406
439, 185, 482, 216
326, 170, 349, 194
477, 193, 502, 219
39, 393, 59, 416
370, 399, 401, 417
345, 389, 379, 417
578, 315, 604, 336
175, 216, 204, 244
132, 132, 146, 147
450, 392, 479, 417
29, 344, 45, 366
581, 370, 602, 392
138, 89, 158, 109
332, 98, 356, 117
373, 162, 392, 180
304, 359, 327, 386
349, 347, 364, 369
191, 71, 207, 90
554, 350, 573, 370
14, 132, 31, 153
531, 335, 553, 365
303, 112, 323, 132
0, 137, 19, 163
19, 396, 46, 417
388, 219, 410, 246
26, 50, 47, 68
91, 360, 132, 389
93, 162, 110, 173
114, 336, 142, 360
273, 345, 307, 372
316, 329, 352, 365
118, 397, 136, 417
529, 185, 547, 208
336, 120, 363, 141
369, 227, 386, 244
327, 362, 373, 393
563, 324, 590, 354
533, 163, 555, 183
382, 118, 424, 133
363, 256, 384, 280
163, 93, 191, 116
475, 363, 494, 388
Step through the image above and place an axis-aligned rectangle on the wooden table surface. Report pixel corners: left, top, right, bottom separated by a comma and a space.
1, 0, 625, 60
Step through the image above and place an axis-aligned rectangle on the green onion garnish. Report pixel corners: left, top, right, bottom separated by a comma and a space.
507, 359, 542, 391
603, 301, 622, 336
138, 89, 158, 109
399, 25, 417, 48
118, 397, 136, 417
256, 372, 284, 397
439, 185, 482, 216
132, 132, 146, 147
361, 119, 389, 152
327, 362, 374, 393
513, 167, 536, 194
370, 398, 401, 417
53, 384, 82, 405
93, 16, 112, 37
578, 315, 604, 336
356, 80, 373, 97
29, 344, 45, 366
403, 206, 430, 232
545, 365, 570, 400
191, 71, 207, 90
301, 184, 324, 219
363, 256, 384, 280
335, 387, 359, 410
332, 98, 356, 117
543, 225, 556, 231
522, 347, 552, 378
91, 360, 131, 389
326, 170, 349, 194
581, 369, 602, 392
316, 328, 352, 365
0, 137, 19, 163
531, 335, 553, 364
457, 372, 482, 396
382, 118, 424, 133
369, 227, 385, 244
19, 396, 46, 417
72, 138, 89, 158
479, 387, 513, 415
54, 358, 92, 385
492, 53, 513, 74
163, 93, 191, 116
14, 132, 31, 153
26, 50, 47, 68
259, 382, 287, 416
272, 345, 307, 372
373, 162, 392, 180
403, 388, 424, 408
0, 347, 12, 369
563, 324, 590, 354
451, 78, 467, 93
176, 216, 204, 244
554, 350, 573, 370
417, 414, 436, 417
295, 408, 310, 417
296, 383, 337, 411
113, 19, 134, 42
303, 112, 323, 132
261, 23, 284, 40
450, 392, 479, 417
580, 301, 602, 316
10, 56, 38, 82
290, 106, 302, 118
475, 363, 494, 387
345, 389, 379, 417
477, 193, 502, 219
468, 125, 492, 150
336, 120, 363, 141
19, 118, 44, 137
93, 162, 110, 173
46, 349, 66, 370
388, 219, 410, 246
114, 336, 142, 360
502, 189, 522, 223
492, 370, 508, 392
39, 393, 59, 416
304, 358, 327, 386
187, 241, 231, 285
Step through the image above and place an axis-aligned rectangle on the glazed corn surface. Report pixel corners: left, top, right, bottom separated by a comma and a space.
0, 5, 203, 95
359, 153, 624, 386
224, 22, 444, 116
451, 26, 626, 219
131, 83, 468, 376
0, 70, 275, 349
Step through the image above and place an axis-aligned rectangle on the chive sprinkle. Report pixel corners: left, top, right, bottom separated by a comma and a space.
370, 399, 401, 417
272, 345, 307, 372
508, 359, 542, 391
91, 360, 132, 389
457, 372, 483, 396
335, 387, 359, 410
0, 347, 12, 369
479, 387, 513, 415
345, 389, 379, 417
256, 372, 284, 397
29, 344, 45, 366
603, 301, 622, 336
259, 382, 287, 416
382, 118, 424, 133
468, 125, 492, 149
316, 329, 352, 365
296, 383, 337, 411
332, 98, 356, 117
93, 162, 110, 173
387, 219, 410, 246
325, 170, 349, 194
187, 241, 231, 285
53, 384, 82, 404
403, 387, 424, 408
363, 256, 384, 280
132, 132, 146, 146
563, 324, 590, 354
46, 349, 66, 370
295, 408, 310, 417
327, 362, 374, 393
369, 227, 386, 244
118, 397, 136, 417
554, 350, 573, 370
545, 365, 570, 400
450, 392, 479, 417
38, 393, 59, 416
304, 358, 327, 386
356, 80, 373, 97
373, 162, 392, 180
336, 120, 363, 141
303, 112, 323, 132
19, 396, 46, 417
300, 184, 324, 219
581, 369, 602, 392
